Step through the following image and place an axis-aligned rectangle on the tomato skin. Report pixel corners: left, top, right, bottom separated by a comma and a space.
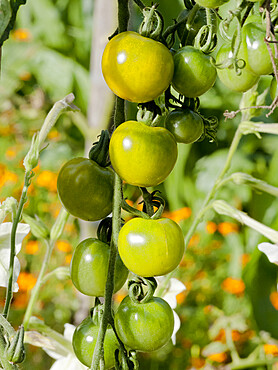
172, 46, 217, 98
109, 121, 177, 187
118, 217, 185, 277
242, 23, 274, 76
101, 31, 174, 103
216, 44, 259, 92
73, 317, 118, 368
57, 158, 114, 221
194, 0, 229, 8
114, 295, 174, 352
70, 238, 128, 297
165, 108, 204, 144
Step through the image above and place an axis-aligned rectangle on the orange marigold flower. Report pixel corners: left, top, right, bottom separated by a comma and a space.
36, 170, 57, 192
207, 352, 228, 363
218, 222, 239, 236
17, 272, 37, 291
12, 28, 31, 41
48, 129, 61, 140
5, 147, 17, 160
163, 207, 191, 223
4, 171, 18, 184
65, 254, 72, 265
264, 344, 278, 356
188, 233, 200, 247
270, 292, 278, 310
12, 292, 29, 309
176, 290, 187, 305
241, 253, 250, 267
56, 240, 72, 253
25, 240, 39, 255
206, 221, 218, 234
221, 277, 245, 295
191, 357, 206, 368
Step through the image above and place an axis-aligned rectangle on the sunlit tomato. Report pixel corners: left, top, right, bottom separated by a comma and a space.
242, 22, 274, 76
101, 31, 174, 103
172, 46, 217, 97
70, 238, 128, 297
118, 217, 185, 277
165, 108, 204, 144
216, 44, 259, 92
114, 295, 174, 352
109, 121, 177, 187
73, 316, 118, 368
57, 158, 114, 221
194, 0, 229, 8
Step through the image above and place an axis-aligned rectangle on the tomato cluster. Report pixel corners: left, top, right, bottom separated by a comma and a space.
56, 2, 276, 368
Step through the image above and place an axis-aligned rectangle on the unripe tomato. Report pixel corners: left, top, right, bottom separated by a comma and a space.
109, 121, 177, 187
73, 316, 118, 368
242, 22, 274, 76
101, 31, 174, 103
165, 108, 204, 144
57, 158, 114, 221
216, 44, 259, 92
118, 217, 185, 277
114, 295, 174, 352
194, 0, 229, 8
172, 46, 217, 97
70, 238, 128, 297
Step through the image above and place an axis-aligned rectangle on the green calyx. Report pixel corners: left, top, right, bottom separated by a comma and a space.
139, 4, 164, 41
88, 130, 110, 167
5, 326, 25, 364
90, 298, 104, 326
128, 277, 158, 304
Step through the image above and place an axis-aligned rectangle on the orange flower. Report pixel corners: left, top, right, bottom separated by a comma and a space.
264, 344, 278, 356
241, 253, 250, 267
56, 240, 72, 253
188, 233, 200, 247
191, 357, 206, 368
36, 170, 57, 192
206, 221, 217, 234
12, 28, 31, 41
19, 72, 32, 81
5, 147, 17, 160
163, 207, 191, 223
221, 277, 245, 295
25, 240, 39, 255
176, 290, 187, 304
65, 254, 72, 265
48, 129, 61, 141
17, 272, 37, 291
207, 352, 227, 363
114, 292, 127, 303
270, 292, 278, 310
12, 292, 29, 309
218, 222, 239, 236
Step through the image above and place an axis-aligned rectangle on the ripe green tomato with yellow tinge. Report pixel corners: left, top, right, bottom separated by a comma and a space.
118, 217, 185, 277
57, 158, 114, 221
216, 44, 259, 92
101, 31, 174, 103
70, 238, 128, 297
73, 317, 118, 368
114, 295, 174, 352
109, 121, 177, 187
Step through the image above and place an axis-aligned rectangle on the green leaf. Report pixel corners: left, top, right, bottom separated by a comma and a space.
0, 0, 11, 38
243, 247, 278, 338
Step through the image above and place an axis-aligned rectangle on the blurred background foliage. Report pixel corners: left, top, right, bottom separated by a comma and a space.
1, 0, 278, 368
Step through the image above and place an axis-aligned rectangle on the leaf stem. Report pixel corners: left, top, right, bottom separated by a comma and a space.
0, 332, 17, 370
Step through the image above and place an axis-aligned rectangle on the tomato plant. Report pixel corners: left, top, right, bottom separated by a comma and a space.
109, 120, 177, 187
216, 44, 259, 92
165, 108, 204, 144
114, 295, 174, 352
118, 217, 185, 277
242, 22, 274, 76
101, 31, 174, 103
172, 46, 217, 97
70, 238, 128, 297
73, 316, 118, 368
177, 8, 207, 45
57, 157, 114, 221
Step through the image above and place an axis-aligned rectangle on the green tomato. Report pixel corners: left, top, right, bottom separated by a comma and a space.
242, 22, 274, 76
73, 316, 118, 368
172, 46, 217, 98
194, 0, 229, 8
114, 295, 174, 352
70, 238, 128, 297
109, 120, 177, 187
216, 44, 259, 92
57, 158, 114, 221
118, 217, 185, 277
165, 108, 204, 144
